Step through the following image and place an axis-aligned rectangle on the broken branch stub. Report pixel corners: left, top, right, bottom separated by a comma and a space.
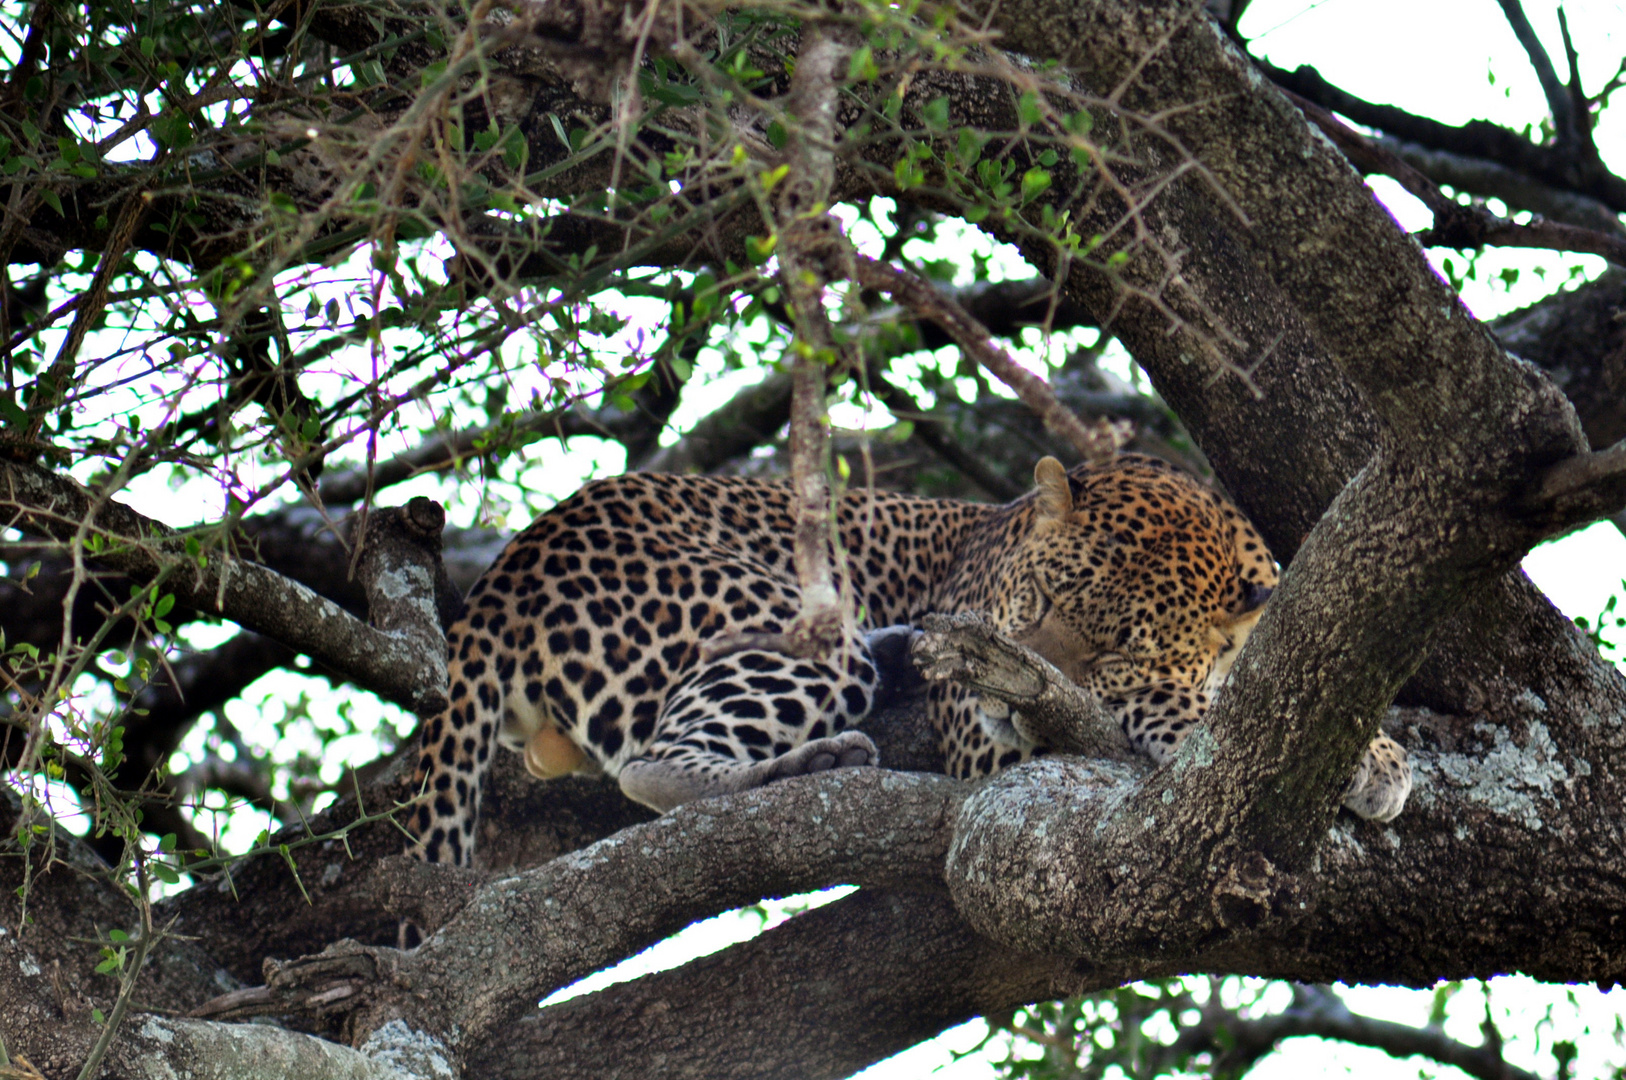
912, 611, 1132, 760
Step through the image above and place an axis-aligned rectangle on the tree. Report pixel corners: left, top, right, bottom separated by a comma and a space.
1, 0, 1625, 1075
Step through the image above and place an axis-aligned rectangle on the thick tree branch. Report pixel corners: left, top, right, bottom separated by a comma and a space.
933, 0, 1595, 957
253, 769, 965, 1046
477, 889, 1087, 1080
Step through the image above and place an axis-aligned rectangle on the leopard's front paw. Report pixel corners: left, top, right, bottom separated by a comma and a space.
975, 696, 1024, 747
1341, 734, 1411, 822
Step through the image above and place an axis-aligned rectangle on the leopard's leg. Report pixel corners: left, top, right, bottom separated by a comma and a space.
1109, 682, 1413, 821
1103, 679, 1211, 764
617, 635, 880, 813
930, 680, 1041, 779
1340, 733, 1412, 822
395, 656, 506, 947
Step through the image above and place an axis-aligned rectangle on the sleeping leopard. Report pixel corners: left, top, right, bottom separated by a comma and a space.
406, 454, 1412, 866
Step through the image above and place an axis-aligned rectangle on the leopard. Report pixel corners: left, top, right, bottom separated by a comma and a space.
405, 453, 1412, 868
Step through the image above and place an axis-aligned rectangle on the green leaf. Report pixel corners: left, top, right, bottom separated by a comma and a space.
745, 234, 776, 264
40, 189, 62, 216
922, 97, 952, 132
1020, 167, 1052, 203
758, 164, 789, 192
847, 45, 879, 82
1018, 90, 1043, 126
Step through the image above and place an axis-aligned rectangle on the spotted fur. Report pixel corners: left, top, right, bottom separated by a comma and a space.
407, 454, 1410, 866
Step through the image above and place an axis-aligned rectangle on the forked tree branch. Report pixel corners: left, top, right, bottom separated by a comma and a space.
1166, 983, 1542, 1080
1494, 0, 1582, 152
211, 769, 965, 1044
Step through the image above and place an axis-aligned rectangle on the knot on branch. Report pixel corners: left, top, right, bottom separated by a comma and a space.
780, 214, 854, 286
351, 500, 456, 706
912, 611, 1130, 760
1209, 850, 1301, 931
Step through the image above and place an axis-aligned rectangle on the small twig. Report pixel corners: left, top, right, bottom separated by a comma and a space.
23, 190, 150, 444
75, 864, 158, 1080
1555, 10, 1590, 139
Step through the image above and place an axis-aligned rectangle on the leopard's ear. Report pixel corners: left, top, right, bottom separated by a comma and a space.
1034, 457, 1073, 520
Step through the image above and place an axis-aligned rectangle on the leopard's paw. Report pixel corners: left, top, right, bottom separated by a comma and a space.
767, 730, 879, 779
1341, 734, 1411, 822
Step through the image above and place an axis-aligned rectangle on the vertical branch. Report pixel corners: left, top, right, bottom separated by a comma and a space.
1494, 0, 1581, 152
775, 21, 857, 659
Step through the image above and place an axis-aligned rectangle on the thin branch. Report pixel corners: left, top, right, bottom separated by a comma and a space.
1528, 436, 1626, 533
1494, 0, 1582, 152
853, 256, 1128, 464
1377, 137, 1624, 235
757, 20, 858, 661
1287, 90, 1626, 268
1165, 984, 1542, 1080
640, 371, 795, 474
74, 867, 156, 1080
14, 191, 148, 448
1262, 60, 1626, 213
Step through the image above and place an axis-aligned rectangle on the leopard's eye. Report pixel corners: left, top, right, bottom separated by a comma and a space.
1092, 652, 1130, 669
